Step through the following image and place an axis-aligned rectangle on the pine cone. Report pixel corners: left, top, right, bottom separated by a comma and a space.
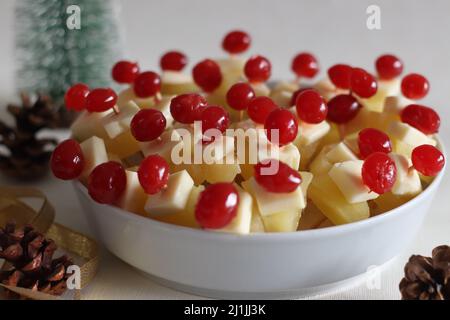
0, 94, 59, 180
0, 221, 73, 299
399, 245, 450, 300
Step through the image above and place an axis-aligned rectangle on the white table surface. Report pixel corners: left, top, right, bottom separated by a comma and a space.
0, 0, 449, 300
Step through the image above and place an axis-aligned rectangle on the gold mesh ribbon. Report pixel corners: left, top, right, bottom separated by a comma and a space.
0, 186, 98, 300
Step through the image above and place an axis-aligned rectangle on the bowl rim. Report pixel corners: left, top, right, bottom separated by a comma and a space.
74, 136, 446, 243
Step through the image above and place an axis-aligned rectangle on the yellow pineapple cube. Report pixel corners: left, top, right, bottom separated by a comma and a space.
160, 71, 199, 95
262, 210, 302, 233
117, 170, 147, 216
202, 157, 241, 183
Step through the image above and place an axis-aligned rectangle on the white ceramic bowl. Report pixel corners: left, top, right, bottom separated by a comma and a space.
73, 143, 446, 299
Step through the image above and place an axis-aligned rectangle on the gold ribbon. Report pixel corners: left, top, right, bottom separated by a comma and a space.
0, 186, 98, 300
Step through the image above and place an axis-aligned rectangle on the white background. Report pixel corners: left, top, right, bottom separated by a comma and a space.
0, 0, 449, 299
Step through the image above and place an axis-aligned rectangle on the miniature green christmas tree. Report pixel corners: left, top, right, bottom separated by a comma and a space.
15, 0, 122, 103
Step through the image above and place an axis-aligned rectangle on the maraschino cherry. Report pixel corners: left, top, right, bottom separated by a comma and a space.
192, 59, 222, 92
265, 108, 298, 146
291, 53, 319, 79
350, 68, 377, 98
247, 96, 278, 124
112, 60, 140, 84
51, 139, 84, 180
328, 64, 353, 89
295, 89, 328, 124
401, 104, 440, 134
412, 145, 445, 177
138, 155, 170, 195
131, 109, 166, 142
244, 55, 271, 83
361, 152, 397, 194
88, 161, 126, 204
85, 88, 117, 112
160, 51, 187, 71
375, 54, 403, 80
170, 93, 207, 124
401, 73, 429, 100
255, 159, 302, 193
226, 82, 255, 111
195, 183, 239, 229
201, 106, 230, 136
133, 71, 161, 98
65, 83, 90, 111
358, 128, 392, 159
327, 94, 362, 123
222, 30, 251, 54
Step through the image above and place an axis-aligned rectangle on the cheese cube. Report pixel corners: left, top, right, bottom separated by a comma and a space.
117, 170, 147, 216
250, 82, 270, 97
298, 141, 320, 170
202, 158, 241, 183
79, 136, 108, 183
343, 132, 360, 155
328, 160, 379, 203
161, 71, 199, 95
389, 122, 437, 148
358, 78, 400, 113
117, 87, 157, 109
71, 110, 111, 142
390, 153, 422, 196
152, 95, 174, 128
384, 96, 414, 115
318, 123, 341, 148
258, 142, 301, 171
309, 174, 370, 225
342, 107, 385, 136
242, 177, 306, 216
270, 83, 297, 107
215, 189, 253, 235
325, 142, 359, 163
295, 120, 331, 146
300, 171, 314, 200
140, 130, 182, 162
145, 170, 194, 216
201, 135, 235, 164
309, 144, 335, 176
313, 78, 347, 101
104, 130, 141, 159
102, 101, 140, 139
262, 210, 302, 233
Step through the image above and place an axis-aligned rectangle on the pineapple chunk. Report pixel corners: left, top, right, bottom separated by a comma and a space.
202, 157, 241, 183
79, 136, 108, 183
358, 78, 400, 113
342, 107, 385, 136
390, 153, 422, 196
294, 119, 331, 146
309, 174, 370, 225
200, 135, 235, 164
117, 170, 147, 216
104, 129, 141, 159
117, 87, 157, 109
328, 160, 379, 203
102, 101, 140, 139
71, 110, 111, 142
160, 71, 199, 95
215, 189, 253, 235
298, 141, 320, 170
242, 177, 306, 216
309, 144, 335, 176
258, 142, 301, 171
318, 122, 341, 148
145, 170, 194, 216
325, 142, 358, 163
262, 210, 301, 233
389, 122, 437, 149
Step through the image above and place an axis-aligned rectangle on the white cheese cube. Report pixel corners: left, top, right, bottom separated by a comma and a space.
258, 142, 301, 171
153, 95, 174, 128
309, 144, 335, 176
343, 133, 360, 155
250, 82, 270, 97
242, 177, 306, 216
390, 153, 422, 196
71, 110, 111, 142
117, 170, 147, 215
296, 121, 331, 146
140, 129, 182, 161
79, 136, 108, 183
300, 171, 314, 201
102, 101, 140, 139
215, 189, 253, 235
145, 170, 194, 216
328, 160, 379, 203
201, 135, 235, 164
384, 95, 414, 115
326, 142, 359, 163
389, 122, 437, 148
117, 87, 157, 109
358, 79, 400, 113
261, 210, 302, 233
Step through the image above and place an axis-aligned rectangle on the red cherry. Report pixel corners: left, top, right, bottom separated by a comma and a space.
255, 159, 302, 193
244, 55, 271, 83
201, 106, 230, 136
401, 73, 429, 100
51, 139, 84, 180
247, 96, 278, 124
160, 51, 187, 71
412, 145, 445, 177
291, 53, 319, 78
138, 155, 170, 195
361, 152, 397, 194
350, 68, 378, 98
112, 60, 140, 84
226, 82, 255, 111
265, 108, 298, 146
170, 93, 207, 124
88, 161, 126, 204
295, 89, 328, 124
85, 88, 117, 112
327, 94, 362, 124
133, 71, 161, 98
65, 83, 89, 111
358, 128, 392, 159
290, 87, 312, 106
375, 54, 403, 80
222, 30, 251, 54
192, 59, 222, 92
328, 64, 353, 89
401, 104, 440, 134
131, 109, 166, 142
195, 183, 239, 229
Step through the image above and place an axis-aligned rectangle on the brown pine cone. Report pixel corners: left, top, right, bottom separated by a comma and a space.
0, 221, 74, 299
399, 245, 450, 300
